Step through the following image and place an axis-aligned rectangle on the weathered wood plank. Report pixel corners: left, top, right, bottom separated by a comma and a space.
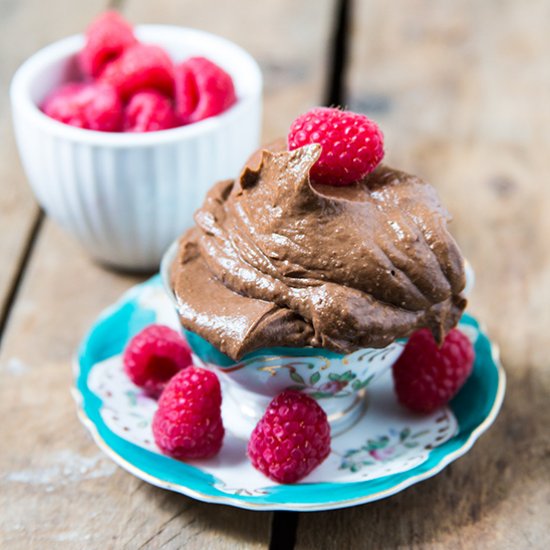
0, 0, 112, 322
123, 0, 337, 142
296, 1, 550, 548
0, 1, 338, 548
0, 221, 272, 550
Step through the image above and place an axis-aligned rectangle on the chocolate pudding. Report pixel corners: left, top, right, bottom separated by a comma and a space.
171, 141, 466, 360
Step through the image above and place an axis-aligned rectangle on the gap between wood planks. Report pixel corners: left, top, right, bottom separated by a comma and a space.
0, 210, 43, 351
0, 2, 122, 351
325, 0, 352, 108
0, 0, 352, 545
270, 0, 351, 546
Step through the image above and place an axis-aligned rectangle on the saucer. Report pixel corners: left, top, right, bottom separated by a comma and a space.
75, 276, 505, 511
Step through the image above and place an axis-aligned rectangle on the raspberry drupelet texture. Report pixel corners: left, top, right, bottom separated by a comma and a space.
123, 324, 192, 398
124, 90, 178, 132
174, 62, 199, 122
175, 57, 236, 123
392, 328, 475, 414
248, 390, 331, 483
152, 367, 225, 459
42, 82, 123, 132
287, 107, 384, 186
99, 43, 175, 100
79, 11, 137, 78
42, 12, 238, 132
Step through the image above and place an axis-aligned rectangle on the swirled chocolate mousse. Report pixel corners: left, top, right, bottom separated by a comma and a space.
171, 110, 466, 360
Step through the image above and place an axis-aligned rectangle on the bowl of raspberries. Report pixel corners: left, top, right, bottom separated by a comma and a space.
10, 11, 262, 271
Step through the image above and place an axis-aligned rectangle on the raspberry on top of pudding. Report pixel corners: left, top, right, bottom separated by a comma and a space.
171, 109, 467, 360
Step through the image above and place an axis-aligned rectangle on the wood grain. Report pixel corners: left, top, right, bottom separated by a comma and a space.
296, 1, 550, 548
0, 0, 112, 321
0, 221, 271, 550
0, 1, 338, 548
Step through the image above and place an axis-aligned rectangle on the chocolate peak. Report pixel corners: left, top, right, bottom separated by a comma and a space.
237, 144, 324, 211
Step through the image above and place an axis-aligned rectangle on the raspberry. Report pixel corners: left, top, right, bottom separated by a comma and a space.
124, 90, 178, 132
41, 82, 123, 131
248, 390, 331, 483
287, 107, 384, 186
79, 11, 137, 78
392, 328, 475, 414
123, 325, 192, 398
100, 43, 175, 101
175, 57, 236, 123
152, 367, 224, 459
174, 63, 199, 122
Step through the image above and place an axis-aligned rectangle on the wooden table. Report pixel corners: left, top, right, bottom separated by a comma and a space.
1, 1, 549, 548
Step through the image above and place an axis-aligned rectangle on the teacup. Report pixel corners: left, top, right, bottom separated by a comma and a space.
161, 241, 473, 434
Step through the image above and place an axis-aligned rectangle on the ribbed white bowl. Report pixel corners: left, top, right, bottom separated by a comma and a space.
10, 26, 262, 271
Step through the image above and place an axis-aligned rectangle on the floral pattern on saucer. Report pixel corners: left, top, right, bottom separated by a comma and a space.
75, 275, 505, 511
88, 350, 458, 494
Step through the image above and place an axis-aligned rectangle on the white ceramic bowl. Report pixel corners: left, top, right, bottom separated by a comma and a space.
10, 26, 262, 271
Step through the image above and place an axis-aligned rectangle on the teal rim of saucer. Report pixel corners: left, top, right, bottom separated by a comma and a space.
74, 275, 505, 512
